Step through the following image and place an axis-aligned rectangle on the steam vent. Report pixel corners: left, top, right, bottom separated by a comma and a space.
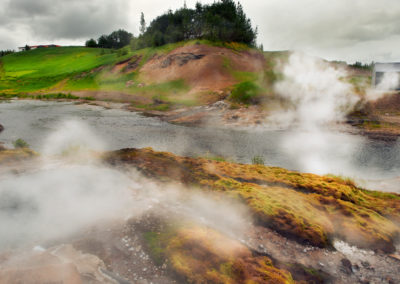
373, 62, 400, 89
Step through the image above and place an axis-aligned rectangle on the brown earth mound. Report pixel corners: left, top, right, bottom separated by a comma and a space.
348, 91, 400, 140
140, 44, 265, 93
369, 92, 400, 113
112, 55, 142, 74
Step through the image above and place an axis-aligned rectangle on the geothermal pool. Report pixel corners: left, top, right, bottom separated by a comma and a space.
0, 100, 399, 192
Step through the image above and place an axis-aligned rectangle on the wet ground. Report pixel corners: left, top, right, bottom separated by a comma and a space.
2, 211, 398, 284
0, 155, 399, 284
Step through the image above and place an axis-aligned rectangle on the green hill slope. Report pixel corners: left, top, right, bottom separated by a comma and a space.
0, 47, 123, 92
0, 41, 277, 108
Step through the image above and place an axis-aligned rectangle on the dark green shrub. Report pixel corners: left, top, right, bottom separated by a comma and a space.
13, 138, 29, 149
230, 81, 262, 104
252, 155, 265, 165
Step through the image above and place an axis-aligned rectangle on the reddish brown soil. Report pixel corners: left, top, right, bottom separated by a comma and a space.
140, 44, 265, 94
111, 55, 142, 74
348, 92, 400, 141
369, 92, 400, 113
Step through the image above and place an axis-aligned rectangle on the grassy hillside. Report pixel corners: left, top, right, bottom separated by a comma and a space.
0, 47, 121, 92
0, 41, 281, 109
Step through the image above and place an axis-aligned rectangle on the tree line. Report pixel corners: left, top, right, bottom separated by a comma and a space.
0, 50, 15, 57
350, 61, 373, 70
85, 29, 133, 49
86, 0, 257, 50
132, 0, 257, 49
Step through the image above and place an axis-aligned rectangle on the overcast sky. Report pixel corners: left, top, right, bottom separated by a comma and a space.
1, 0, 400, 63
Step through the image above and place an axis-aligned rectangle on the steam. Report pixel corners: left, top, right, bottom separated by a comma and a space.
367, 72, 400, 101
0, 164, 134, 248
41, 120, 106, 157
270, 52, 361, 175
273, 52, 358, 128
376, 72, 400, 91
0, 120, 250, 249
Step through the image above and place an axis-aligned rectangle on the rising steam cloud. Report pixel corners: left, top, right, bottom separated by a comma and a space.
270, 52, 362, 175
367, 71, 400, 101
376, 72, 400, 91
273, 52, 358, 128
0, 120, 250, 250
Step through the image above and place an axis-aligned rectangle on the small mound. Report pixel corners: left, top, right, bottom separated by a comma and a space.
142, 221, 295, 284
140, 44, 265, 94
105, 148, 400, 253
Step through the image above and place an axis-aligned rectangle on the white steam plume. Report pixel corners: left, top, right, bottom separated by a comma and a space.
271, 52, 362, 175
41, 120, 106, 157
376, 72, 400, 91
0, 120, 251, 249
273, 52, 358, 129
366, 72, 400, 101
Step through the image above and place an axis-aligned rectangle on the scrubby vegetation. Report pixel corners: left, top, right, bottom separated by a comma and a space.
105, 148, 400, 253
251, 155, 265, 165
12, 138, 29, 149
230, 81, 263, 104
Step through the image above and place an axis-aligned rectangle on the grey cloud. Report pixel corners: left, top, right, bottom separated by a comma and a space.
8, 0, 53, 17
0, 0, 131, 48
1, 0, 400, 62
252, 0, 400, 61
32, 1, 129, 39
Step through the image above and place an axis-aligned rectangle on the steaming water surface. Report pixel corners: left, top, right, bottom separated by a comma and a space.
1, 100, 399, 192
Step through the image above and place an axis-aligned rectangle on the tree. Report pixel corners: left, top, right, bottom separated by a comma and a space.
0, 49, 15, 57
97, 35, 110, 48
110, 29, 133, 48
92, 1, 258, 51
85, 38, 98, 48
25, 44, 31, 51
137, 0, 257, 48
96, 29, 133, 49
140, 12, 146, 35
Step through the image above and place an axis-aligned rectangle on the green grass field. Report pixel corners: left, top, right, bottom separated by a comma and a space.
0, 47, 124, 92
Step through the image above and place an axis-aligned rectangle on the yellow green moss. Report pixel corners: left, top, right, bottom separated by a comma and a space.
144, 224, 295, 284
105, 148, 400, 252
0, 148, 37, 164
